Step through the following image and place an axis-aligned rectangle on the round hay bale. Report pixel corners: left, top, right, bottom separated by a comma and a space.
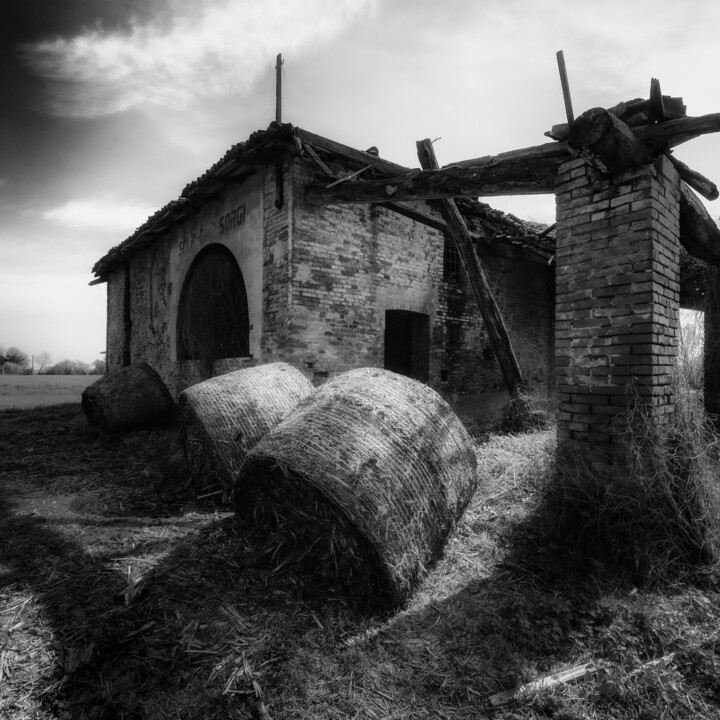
81, 362, 175, 433
238, 367, 478, 610
178, 362, 314, 498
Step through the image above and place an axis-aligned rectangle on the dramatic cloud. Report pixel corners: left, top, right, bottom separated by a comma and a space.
42, 195, 157, 233
22, 0, 378, 116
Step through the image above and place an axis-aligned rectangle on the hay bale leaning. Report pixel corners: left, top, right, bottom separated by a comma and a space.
178, 362, 314, 499
82, 362, 175, 434
238, 367, 478, 610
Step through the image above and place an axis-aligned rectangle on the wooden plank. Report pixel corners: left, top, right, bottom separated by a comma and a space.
648, 78, 665, 123
633, 113, 720, 146
490, 662, 602, 707
666, 154, 719, 200
679, 181, 720, 265
305, 142, 568, 205
556, 50, 574, 125
447, 141, 570, 170
301, 142, 334, 177
417, 138, 527, 398
295, 128, 412, 176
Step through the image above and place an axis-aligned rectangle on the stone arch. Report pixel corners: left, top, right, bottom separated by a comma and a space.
176, 244, 250, 368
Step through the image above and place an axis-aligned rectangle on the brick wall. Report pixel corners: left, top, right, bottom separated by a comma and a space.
555, 155, 681, 474
103, 153, 554, 406
289, 156, 554, 401
260, 161, 293, 362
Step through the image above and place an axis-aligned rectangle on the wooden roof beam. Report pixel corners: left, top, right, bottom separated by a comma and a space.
295, 128, 412, 176
679, 182, 720, 265
305, 142, 569, 205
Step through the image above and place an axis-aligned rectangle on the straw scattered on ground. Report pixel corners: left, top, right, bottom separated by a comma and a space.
2, 403, 720, 719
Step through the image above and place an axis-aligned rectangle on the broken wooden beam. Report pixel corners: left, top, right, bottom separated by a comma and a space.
648, 78, 665, 123
666, 154, 719, 201
295, 128, 411, 176
679, 182, 720, 265
568, 107, 652, 175
305, 142, 569, 205
489, 662, 603, 707
633, 112, 720, 148
546, 98, 688, 143
417, 139, 527, 398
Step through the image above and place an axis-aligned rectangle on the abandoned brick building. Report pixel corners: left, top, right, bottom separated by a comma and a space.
91, 102, 720, 452
90, 123, 556, 411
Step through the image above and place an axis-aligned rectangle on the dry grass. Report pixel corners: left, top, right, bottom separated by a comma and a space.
2, 403, 720, 719
541, 388, 720, 586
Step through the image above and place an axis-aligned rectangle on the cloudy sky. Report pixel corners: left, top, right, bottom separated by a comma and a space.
2, 0, 720, 365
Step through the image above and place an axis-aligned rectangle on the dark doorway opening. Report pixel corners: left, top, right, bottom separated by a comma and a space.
177, 245, 250, 370
384, 310, 430, 382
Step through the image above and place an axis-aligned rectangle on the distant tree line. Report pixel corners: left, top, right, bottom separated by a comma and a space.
0, 344, 105, 375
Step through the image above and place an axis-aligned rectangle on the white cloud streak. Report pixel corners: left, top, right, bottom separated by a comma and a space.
42, 195, 157, 233
22, 0, 378, 116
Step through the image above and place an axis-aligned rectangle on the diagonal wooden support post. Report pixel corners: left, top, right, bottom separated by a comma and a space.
417, 139, 527, 398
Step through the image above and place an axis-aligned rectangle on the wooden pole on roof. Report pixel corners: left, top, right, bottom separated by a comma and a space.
417, 138, 527, 399
556, 50, 574, 125
275, 53, 283, 123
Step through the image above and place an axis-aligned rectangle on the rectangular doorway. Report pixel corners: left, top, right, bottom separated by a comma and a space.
384, 310, 430, 382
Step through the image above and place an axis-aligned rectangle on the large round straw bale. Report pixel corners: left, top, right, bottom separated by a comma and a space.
238, 367, 478, 609
82, 362, 175, 433
178, 362, 314, 498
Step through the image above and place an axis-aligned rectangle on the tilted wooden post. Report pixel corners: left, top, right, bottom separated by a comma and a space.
417, 139, 527, 398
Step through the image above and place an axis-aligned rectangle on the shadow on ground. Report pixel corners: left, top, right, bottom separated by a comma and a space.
4, 406, 714, 719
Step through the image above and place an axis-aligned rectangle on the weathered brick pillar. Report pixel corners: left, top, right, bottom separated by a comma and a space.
554, 155, 681, 475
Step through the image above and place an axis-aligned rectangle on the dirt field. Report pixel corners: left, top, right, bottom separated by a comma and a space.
0, 375, 97, 409
2, 404, 720, 719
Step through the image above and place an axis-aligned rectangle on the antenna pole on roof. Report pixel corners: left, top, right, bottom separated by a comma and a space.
275, 53, 283, 123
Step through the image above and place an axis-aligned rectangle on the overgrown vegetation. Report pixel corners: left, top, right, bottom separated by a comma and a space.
2, 394, 720, 719
537, 386, 720, 587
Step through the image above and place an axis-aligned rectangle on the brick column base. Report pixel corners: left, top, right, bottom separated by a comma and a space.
554, 156, 681, 476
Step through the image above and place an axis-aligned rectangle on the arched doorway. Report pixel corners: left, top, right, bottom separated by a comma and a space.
177, 245, 250, 371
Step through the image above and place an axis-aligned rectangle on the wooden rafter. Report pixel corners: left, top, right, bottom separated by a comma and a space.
679, 182, 720, 264
417, 139, 527, 398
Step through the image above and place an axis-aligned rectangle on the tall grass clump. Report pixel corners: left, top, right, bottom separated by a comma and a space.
542, 384, 720, 585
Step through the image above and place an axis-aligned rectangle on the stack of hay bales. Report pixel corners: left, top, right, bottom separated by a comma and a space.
238, 368, 478, 609
82, 362, 175, 434
178, 363, 314, 498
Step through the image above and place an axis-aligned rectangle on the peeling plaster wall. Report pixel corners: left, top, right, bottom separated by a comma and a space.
107, 173, 265, 395
105, 267, 126, 371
